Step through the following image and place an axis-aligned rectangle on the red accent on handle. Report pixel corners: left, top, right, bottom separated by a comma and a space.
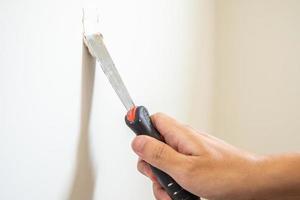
126, 106, 137, 122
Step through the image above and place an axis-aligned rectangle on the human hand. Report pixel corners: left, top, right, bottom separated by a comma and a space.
131, 113, 261, 200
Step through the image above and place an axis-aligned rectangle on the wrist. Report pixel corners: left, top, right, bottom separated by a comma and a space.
250, 153, 300, 199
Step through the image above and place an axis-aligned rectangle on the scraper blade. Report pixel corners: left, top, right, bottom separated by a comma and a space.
83, 33, 135, 111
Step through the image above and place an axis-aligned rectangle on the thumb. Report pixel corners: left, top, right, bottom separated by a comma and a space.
132, 135, 187, 175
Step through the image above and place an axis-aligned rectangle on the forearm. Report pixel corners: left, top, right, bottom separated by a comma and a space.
252, 153, 300, 199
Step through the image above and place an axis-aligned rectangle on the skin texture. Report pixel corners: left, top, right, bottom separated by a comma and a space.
131, 113, 300, 200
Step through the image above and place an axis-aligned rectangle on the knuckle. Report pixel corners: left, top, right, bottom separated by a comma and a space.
153, 143, 167, 163
182, 124, 196, 133
184, 124, 193, 130
185, 157, 197, 175
176, 157, 197, 183
152, 112, 165, 122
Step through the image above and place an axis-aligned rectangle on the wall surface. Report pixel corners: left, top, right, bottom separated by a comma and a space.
214, 0, 300, 154
0, 0, 214, 199
1, 0, 300, 199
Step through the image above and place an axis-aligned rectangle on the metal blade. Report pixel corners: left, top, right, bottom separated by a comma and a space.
84, 33, 135, 111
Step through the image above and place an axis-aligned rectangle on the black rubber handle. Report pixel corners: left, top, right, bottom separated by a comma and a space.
125, 106, 200, 200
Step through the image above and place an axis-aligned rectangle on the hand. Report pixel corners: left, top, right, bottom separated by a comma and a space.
131, 113, 259, 199
131, 113, 300, 200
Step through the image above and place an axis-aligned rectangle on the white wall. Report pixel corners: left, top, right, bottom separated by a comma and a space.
213, 0, 300, 154
0, 0, 215, 199
2, 1, 299, 199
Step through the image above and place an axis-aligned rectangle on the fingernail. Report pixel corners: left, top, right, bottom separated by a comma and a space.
143, 165, 151, 177
150, 174, 158, 183
132, 136, 146, 156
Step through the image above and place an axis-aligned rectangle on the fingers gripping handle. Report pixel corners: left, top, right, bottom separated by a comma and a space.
125, 106, 200, 200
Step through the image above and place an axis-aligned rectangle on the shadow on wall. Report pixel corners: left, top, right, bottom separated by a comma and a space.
68, 42, 96, 200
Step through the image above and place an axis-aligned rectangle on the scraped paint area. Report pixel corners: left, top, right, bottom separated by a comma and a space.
82, 8, 101, 36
